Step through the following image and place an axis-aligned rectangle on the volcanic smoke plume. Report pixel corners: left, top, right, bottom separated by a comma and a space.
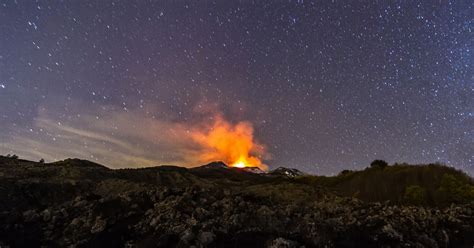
0, 102, 269, 169
191, 115, 268, 171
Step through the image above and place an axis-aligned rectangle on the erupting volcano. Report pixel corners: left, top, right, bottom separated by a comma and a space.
190, 115, 268, 171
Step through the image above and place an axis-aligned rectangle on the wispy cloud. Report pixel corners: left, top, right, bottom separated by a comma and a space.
0, 103, 268, 169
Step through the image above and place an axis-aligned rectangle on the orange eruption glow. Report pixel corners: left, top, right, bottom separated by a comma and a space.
191, 115, 268, 171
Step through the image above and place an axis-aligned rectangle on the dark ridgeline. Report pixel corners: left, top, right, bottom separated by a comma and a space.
0, 155, 473, 247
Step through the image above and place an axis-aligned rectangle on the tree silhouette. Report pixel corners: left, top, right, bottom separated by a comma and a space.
370, 159, 388, 168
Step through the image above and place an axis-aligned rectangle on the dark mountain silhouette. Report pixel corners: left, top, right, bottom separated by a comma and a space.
0, 155, 473, 247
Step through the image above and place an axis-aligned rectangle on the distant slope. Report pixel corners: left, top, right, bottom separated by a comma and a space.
297, 163, 474, 206
269, 167, 306, 177
0, 156, 288, 212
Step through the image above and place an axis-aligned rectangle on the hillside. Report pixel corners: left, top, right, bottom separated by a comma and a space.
298, 163, 474, 206
0, 155, 473, 247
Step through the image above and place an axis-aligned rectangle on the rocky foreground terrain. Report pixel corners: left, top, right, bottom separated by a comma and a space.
0, 156, 473, 247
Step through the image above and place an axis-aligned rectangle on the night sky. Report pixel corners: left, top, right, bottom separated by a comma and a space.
0, 1, 472, 175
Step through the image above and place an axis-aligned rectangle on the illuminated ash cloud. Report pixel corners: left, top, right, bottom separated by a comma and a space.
191, 114, 268, 170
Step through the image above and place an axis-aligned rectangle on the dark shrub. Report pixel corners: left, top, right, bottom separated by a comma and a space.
338, 170, 353, 176
370, 160, 388, 168
438, 174, 474, 204
404, 185, 427, 205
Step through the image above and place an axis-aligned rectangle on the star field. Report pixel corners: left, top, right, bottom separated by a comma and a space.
0, 1, 472, 174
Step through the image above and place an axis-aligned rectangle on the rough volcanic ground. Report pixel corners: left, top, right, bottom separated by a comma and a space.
0, 156, 473, 248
